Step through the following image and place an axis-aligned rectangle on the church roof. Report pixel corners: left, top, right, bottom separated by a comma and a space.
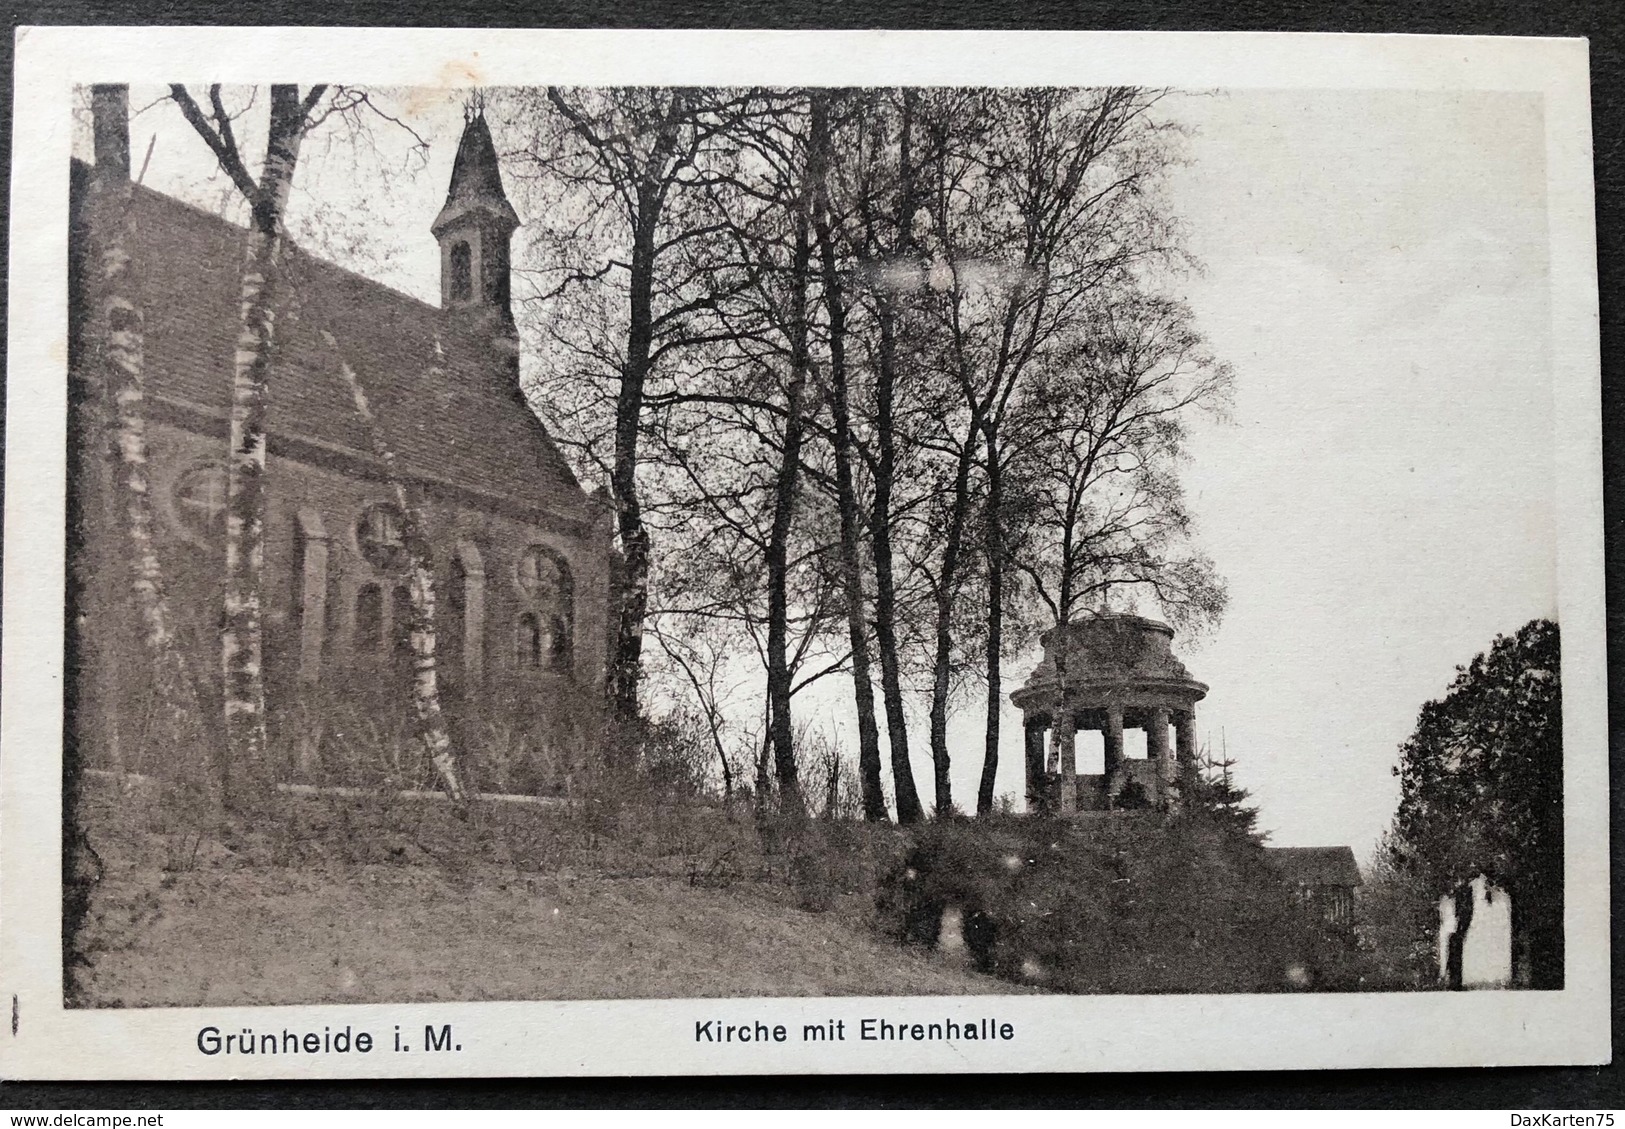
71, 161, 586, 523
1267, 846, 1363, 889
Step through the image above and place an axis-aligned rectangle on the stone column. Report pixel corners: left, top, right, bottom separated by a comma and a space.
1103, 705, 1125, 805
1175, 710, 1199, 795
1024, 716, 1047, 815
1148, 705, 1172, 808
296, 508, 330, 688
1057, 711, 1078, 814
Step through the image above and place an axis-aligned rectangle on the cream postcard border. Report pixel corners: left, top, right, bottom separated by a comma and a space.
1, 27, 1607, 1079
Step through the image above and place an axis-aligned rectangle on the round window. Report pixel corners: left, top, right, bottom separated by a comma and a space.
173, 464, 227, 542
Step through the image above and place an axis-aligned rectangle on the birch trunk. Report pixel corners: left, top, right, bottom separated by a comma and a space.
87, 84, 212, 790
220, 86, 309, 795
322, 331, 465, 800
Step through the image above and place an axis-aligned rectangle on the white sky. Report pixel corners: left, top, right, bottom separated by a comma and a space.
97, 86, 1557, 859
1164, 90, 1554, 855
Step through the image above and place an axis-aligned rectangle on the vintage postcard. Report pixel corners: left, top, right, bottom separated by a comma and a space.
0, 28, 1607, 1079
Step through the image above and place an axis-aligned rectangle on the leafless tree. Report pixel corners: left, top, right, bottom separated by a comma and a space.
1008, 289, 1230, 635
908, 88, 1205, 814
647, 619, 741, 799
319, 330, 465, 800
809, 92, 888, 821
168, 83, 431, 797
506, 87, 761, 728
168, 83, 328, 796
506, 84, 1229, 825
847, 89, 933, 824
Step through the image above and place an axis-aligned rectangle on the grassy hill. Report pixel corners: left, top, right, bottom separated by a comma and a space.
71, 785, 1020, 1007
69, 769, 1372, 1005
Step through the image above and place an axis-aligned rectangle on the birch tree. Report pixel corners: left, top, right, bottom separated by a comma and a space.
320, 330, 465, 800
85, 84, 214, 788
1009, 289, 1230, 633
168, 83, 422, 792
169, 83, 327, 792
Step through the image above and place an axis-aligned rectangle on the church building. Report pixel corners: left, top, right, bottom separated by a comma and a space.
69, 111, 612, 782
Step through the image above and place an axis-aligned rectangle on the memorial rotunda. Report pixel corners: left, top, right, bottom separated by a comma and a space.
1011, 614, 1208, 815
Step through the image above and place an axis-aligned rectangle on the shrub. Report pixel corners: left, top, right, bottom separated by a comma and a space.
874, 814, 1325, 993
873, 820, 1028, 970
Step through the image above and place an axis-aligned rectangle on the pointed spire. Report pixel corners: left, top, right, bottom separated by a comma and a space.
433, 102, 521, 365
432, 106, 518, 239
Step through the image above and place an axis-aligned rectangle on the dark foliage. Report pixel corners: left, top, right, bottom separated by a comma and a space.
1386, 618, 1562, 988
873, 813, 1338, 994
1179, 753, 1262, 841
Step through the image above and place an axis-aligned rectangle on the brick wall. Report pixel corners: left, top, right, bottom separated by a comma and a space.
81, 416, 613, 785
146, 416, 609, 694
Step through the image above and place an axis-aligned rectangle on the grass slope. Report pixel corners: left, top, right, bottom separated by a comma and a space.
78, 858, 1017, 1007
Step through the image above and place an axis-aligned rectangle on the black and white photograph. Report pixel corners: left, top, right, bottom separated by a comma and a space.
1, 28, 1608, 1078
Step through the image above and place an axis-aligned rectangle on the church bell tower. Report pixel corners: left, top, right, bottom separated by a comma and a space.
432, 107, 520, 350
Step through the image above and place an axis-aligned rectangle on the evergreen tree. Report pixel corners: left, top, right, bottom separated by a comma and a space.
1181, 749, 1264, 843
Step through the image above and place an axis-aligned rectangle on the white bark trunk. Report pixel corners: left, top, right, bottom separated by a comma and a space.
321, 330, 464, 801
87, 86, 211, 791
220, 87, 309, 794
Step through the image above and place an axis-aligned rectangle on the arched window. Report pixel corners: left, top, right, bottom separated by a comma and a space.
516, 546, 573, 672
516, 612, 542, 670
356, 503, 407, 571
542, 613, 570, 667
443, 557, 466, 689
173, 464, 227, 542
449, 241, 473, 302
355, 583, 383, 654
391, 585, 414, 669
516, 545, 569, 605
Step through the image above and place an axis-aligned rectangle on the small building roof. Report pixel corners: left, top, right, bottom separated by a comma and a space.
1267, 846, 1363, 888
